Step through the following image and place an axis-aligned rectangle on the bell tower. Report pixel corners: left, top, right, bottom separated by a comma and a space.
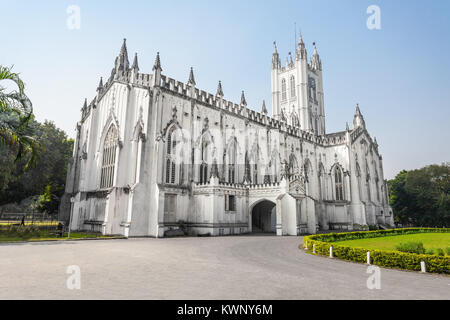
271, 33, 326, 136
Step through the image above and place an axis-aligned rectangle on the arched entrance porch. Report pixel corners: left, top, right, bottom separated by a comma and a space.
250, 200, 276, 233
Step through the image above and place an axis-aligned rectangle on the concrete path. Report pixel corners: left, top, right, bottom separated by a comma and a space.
0, 235, 448, 300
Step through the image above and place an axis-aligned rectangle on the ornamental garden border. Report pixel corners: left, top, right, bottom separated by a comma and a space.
302, 228, 450, 274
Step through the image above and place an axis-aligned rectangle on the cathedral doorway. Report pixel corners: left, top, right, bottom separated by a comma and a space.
251, 200, 276, 233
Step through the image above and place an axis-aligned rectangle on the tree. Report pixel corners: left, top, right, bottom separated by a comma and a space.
0, 66, 40, 169
0, 120, 74, 213
388, 163, 450, 227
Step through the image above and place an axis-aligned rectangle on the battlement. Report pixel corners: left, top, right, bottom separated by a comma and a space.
157, 71, 348, 147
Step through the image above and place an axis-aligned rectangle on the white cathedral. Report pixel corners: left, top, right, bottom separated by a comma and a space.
60, 34, 394, 238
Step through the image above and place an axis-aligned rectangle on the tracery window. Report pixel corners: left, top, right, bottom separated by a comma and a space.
199, 139, 210, 184
165, 127, 177, 184
308, 77, 317, 102
228, 141, 236, 183
335, 166, 344, 201
253, 164, 258, 184
281, 78, 287, 101
290, 76, 296, 97
100, 126, 119, 189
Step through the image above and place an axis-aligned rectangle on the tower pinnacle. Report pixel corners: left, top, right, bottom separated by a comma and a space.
216, 81, 224, 97
115, 38, 130, 72
272, 41, 281, 69
261, 100, 268, 115
153, 52, 162, 71
132, 53, 139, 71
240, 90, 247, 107
97, 77, 103, 91
310, 44, 322, 71
187, 67, 196, 86
353, 103, 366, 129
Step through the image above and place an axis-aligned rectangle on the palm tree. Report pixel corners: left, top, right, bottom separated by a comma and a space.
0, 65, 39, 169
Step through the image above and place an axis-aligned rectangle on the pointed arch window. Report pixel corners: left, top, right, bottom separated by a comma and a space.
199, 138, 210, 184
334, 166, 344, 201
228, 141, 236, 183
288, 154, 299, 178
290, 76, 296, 97
374, 168, 380, 202
303, 161, 310, 183
318, 163, 326, 200
100, 126, 118, 189
165, 127, 178, 184
281, 78, 287, 101
253, 163, 258, 184
366, 161, 371, 202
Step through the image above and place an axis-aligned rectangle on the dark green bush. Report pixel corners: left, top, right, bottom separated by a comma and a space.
426, 248, 435, 255
303, 228, 450, 274
446, 247, 450, 256
396, 241, 425, 254
436, 248, 445, 256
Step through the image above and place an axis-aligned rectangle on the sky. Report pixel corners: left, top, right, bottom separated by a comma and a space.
1, 0, 449, 179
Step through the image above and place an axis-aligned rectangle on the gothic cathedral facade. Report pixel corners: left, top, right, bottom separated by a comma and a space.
60, 35, 394, 237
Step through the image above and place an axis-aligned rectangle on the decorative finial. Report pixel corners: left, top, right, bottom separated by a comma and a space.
261, 100, 268, 115
132, 53, 139, 71
240, 90, 247, 106
216, 81, 224, 97
97, 77, 103, 91
187, 67, 196, 86
153, 52, 162, 71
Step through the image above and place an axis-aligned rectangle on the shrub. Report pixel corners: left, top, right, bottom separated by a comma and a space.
425, 248, 435, 255
436, 248, 445, 257
446, 247, 450, 256
303, 228, 450, 274
396, 241, 425, 254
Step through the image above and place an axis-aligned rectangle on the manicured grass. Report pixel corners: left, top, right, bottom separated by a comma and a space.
0, 221, 58, 227
0, 231, 113, 243
333, 233, 450, 253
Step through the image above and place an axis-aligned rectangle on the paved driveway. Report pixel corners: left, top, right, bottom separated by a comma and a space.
0, 235, 448, 300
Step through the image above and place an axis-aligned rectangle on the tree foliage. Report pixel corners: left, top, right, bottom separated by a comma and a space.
0, 119, 74, 214
0, 65, 73, 215
388, 163, 450, 227
0, 66, 40, 169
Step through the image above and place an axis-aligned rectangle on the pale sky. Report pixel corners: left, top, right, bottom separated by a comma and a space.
2, 0, 449, 179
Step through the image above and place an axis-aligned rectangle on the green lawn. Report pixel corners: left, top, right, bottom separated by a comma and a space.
0, 231, 112, 243
333, 233, 450, 252
0, 221, 58, 227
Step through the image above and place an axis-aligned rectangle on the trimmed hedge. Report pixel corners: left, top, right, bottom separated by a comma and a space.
303, 228, 450, 274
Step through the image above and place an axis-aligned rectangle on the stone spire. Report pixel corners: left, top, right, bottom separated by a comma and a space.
240, 90, 247, 107
131, 53, 139, 71
353, 103, 366, 129
310, 44, 322, 71
97, 77, 103, 91
187, 67, 196, 86
296, 32, 307, 60
272, 41, 281, 69
152, 52, 162, 86
115, 38, 130, 72
152, 52, 162, 71
82, 98, 87, 109
216, 81, 224, 97
261, 100, 268, 115
346, 122, 350, 132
